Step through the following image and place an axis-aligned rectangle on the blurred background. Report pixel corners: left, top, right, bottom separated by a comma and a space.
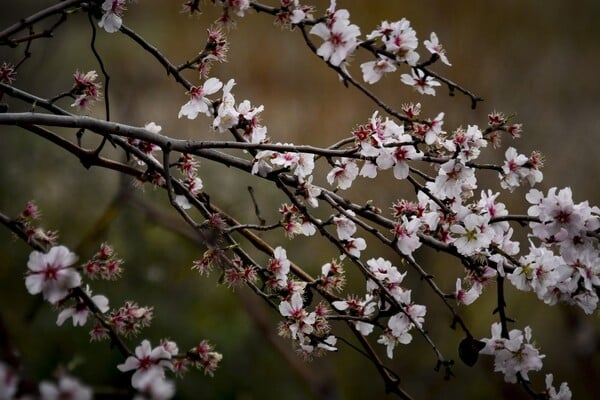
1, 1, 599, 399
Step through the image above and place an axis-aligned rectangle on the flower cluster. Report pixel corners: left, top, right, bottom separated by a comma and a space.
187, 340, 223, 377
500, 147, 543, 191
275, 0, 314, 28
197, 27, 229, 77
174, 153, 204, 210
82, 242, 124, 280
105, 301, 154, 338
332, 257, 426, 359
319, 259, 346, 292
71, 70, 103, 110
278, 292, 336, 357
505, 187, 600, 313
479, 323, 546, 384
15, 201, 58, 247
213, 79, 267, 143
279, 203, 316, 238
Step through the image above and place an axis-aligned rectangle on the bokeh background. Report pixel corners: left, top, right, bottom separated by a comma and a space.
1, 1, 600, 399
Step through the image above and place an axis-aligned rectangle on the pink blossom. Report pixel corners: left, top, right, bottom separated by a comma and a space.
25, 245, 81, 304
342, 237, 366, 258
178, 78, 223, 120
333, 212, 357, 240
428, 159, 476, 200
545, 374, 572, 400
455, 278, 479, 305
401, 68, 441, 96
424, 32, 451, 66
368, 19, 420, 65
450, 213, 494, 256
393, 217, 422, 257
309, 8, 361, 66
480, 323, 545, 384
278, 292, 316, 339
267, 246, 291, 287
57, 286, 109, 327
332, 295, 376, 336
326, 158, 358, 189
118, 340, 173, 389
360, 56, 397, 84
297, 176, 321, 208
98, 0, 126, 33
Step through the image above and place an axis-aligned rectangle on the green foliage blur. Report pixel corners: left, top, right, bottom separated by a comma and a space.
1, 1, 599, 399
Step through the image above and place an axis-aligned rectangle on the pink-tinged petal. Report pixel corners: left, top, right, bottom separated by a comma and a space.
178, 100, 201, 120
25, 274, 43, 295
47, 245, 78, 269
92, 294, 110, 313
26, 250, 46, 272
135, 340, 152, 359
393, 162, 409, 180
309, 23, 330, 40
278, 301, 293, 317
43, 283, 69, 304
331, 300, 349, 311
56, 308, 75, 326
63, 269, 82, 289
99, 13, 122, 33
202, 77, 223, 95
290, 293, 303, 310
132, 366, 164, 390
117, 356, 140, 372
150, 346, 172, 361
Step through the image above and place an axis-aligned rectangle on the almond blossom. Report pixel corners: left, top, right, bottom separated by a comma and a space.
333, 211, 357, 240
332, 294, 377, 336
326, 158, 359, 190
455, 278, 479, 305
25, 245, 81, 304
98, 0, 126, 33
309, 8, 361, 66
392, 216, 422, 257
400, 68, 441, 96
424, 32, 451, 66
479, 323, 545, 384
428, 159, 477, 201
267, 246, 291, 287
360, 56, 397, 84
178, 78, 223, 120
117, 340, 173, 390
367, 19, 420, 66
278, 292, 317, 339
450, 213, 494, 256
544, 374, 572, 400
56, 286, 109, 327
